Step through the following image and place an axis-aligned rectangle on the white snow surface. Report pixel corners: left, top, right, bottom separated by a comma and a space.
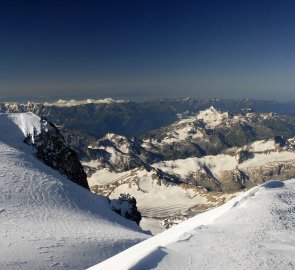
86, 167, 130, 186
89, 167, 210, 218
0, 112, 41, 147
153, 155, 236, 179
102, 133, 130, 154
0, 113, 148, 270
196, 106, 229, 128
154, 151, 295, 180
7, 112, 41, 137
143, 107, 283, 148
249, 139, 275, 152
89, 179, 295, 270
109, 176, 208, 218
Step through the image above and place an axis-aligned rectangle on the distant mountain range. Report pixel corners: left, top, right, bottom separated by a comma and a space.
3, 98, 295, 139
82, 106, 295, 232
3, 98, 295, 232
2, 99, 295, 269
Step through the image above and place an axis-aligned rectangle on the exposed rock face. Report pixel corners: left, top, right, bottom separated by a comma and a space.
84, 133, 162, 173
110, 193, 142, 225
141, 107, 295, 160
242, 161, 295, 185
90, 165, 181, 198
186, 166, 222, 191
235, 150, 254, 164
149, 136, 295, 194
220, 161, 295, 191
7, 101, 295, 223
274, 135, 287, 148
25, 117, 89, 190
220, 169, 249, 191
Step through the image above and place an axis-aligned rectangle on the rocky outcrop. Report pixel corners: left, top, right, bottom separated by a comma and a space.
25, 117, 89, 190
274, 135, 287, 148
85, 133, 162, 173
235, 150, 254, 164
110, 193, 142, 225
186, 166, 222, 192
243, 161, 295, 185
173, 159, 295, 193
220, 161, 295, 190
220, 169, 249, 191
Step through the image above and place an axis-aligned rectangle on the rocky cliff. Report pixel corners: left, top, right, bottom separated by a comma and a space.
24, 117, 89, 189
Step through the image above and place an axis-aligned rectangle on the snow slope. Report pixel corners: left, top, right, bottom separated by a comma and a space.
153, 154, 237, 180
196, 106, 229, 128
0, 113, 148, 270
90, 179, 295, 270
88, 167, 230, 219
153, 151, 295, 180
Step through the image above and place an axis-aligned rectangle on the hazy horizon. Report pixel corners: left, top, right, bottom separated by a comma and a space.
0, 94, 294, 104
1, 1, 295, 101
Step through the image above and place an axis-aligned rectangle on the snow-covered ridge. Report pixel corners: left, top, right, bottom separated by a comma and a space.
88, 165, 237, 226
87, 134, 295, 231
89, 179, 295, 270
91, 167, 210, 217
7, 112, 41, 138
0, 113, 148, 269
142, 106, 288, 161
43, 98, 127, 107
0, 98, 128, 111
96, 132, 132, 154
0, 112, 41, 148
142, 106, 233, 146
196, 106, 229, 128
153, 137, 295, 176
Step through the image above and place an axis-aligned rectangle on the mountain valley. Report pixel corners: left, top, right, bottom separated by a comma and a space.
2, 98, 295, 269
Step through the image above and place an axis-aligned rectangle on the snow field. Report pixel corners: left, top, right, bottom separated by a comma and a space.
0, 113, 148, 270
89, 179, 295, 270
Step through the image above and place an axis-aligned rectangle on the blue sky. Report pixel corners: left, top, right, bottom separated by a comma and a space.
1, 0, 295, 101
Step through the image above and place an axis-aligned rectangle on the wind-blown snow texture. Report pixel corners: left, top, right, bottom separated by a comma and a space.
0, 113, 148, 270
90, 179, 295, 270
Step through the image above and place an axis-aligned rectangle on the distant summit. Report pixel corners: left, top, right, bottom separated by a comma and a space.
43, 98, 128, 107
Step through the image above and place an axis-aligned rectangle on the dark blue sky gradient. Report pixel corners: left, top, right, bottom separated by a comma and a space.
1, 0, 295, 101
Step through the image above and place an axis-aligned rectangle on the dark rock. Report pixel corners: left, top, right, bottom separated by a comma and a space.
220, 169, 248, 191
87, 133, 163, 173
186, 165, 222, 191
220, 161, 295, 190
235, 150, 254, 164
110, 193, 142, 225
25, 117, 89, 190
274, 135, 287, 148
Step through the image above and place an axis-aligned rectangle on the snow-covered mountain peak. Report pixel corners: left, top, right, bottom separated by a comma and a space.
196, 106, 229, 128
43, 98, 127, 107
84, 133, 162, 175
102, 132, 128, 144
90, 133, 136, 160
